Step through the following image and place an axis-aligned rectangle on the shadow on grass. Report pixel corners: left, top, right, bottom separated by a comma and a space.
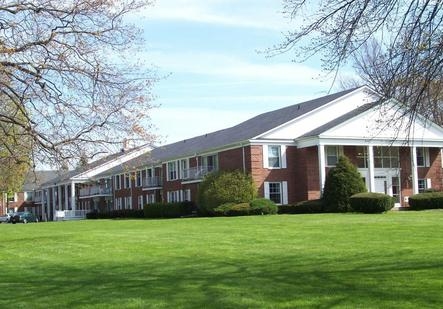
1, 253, 443, 308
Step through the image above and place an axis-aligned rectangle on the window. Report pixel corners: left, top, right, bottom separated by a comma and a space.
146, 193, 155, 204
167, 161, 178, 181
180, 159, 189, 179
268, 146, 281, 168
182, 189, 191, 201
124, 174, 131, 189
356, 146, 368, 168
167, 191, 180, 203
115, 197, 123, 210
392, 177, 400, 203
418, 178, 431, 193
326, 146, 341, 166
136, 171, 142, 187
374, 146, 399, 168
203, 154, 218, 171
264, 181, 288, 205
138, 195, 143, 209
416, 147, 430, 167
263, 145, 287, 169
114, 175, 121, 190
124, 196, 132, 209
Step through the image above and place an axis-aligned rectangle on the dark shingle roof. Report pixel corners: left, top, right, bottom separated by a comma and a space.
23, 170, 59, 191
97, 87, 363, 176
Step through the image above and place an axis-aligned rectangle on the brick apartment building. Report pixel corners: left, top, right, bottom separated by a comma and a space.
15, 86, 443, 220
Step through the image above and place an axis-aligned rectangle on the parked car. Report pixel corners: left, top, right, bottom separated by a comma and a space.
0, 213, 11, 223
10, 212, 38, 224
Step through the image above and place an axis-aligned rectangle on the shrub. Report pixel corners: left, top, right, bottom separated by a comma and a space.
278, 199, 324, 214
143, 201, 195, 218
409, 192, 443, 210
198, 170, 257, 215
214, 203, 236, 216
226, 203, 251, 216
350, 192, 395, 213
86, 209, 144, 219
322, 156, 367, 212
250, 198, 278, 215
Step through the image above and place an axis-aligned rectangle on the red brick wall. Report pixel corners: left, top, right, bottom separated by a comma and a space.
418, 147, 443, 191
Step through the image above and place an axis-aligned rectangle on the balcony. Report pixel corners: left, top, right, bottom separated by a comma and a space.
182, 166, 217, 181
142, 176, 163, 188
79, 186, 112, 198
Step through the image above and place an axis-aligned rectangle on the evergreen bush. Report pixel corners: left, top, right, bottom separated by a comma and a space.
278, 199, 324, 214
250, 198, 278, 215
409, 192, 443, 210
322, 156, 367, 212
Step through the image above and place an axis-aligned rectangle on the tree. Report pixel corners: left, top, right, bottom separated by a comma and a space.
197, 170, 257, 215
275, 0, 443, 126
322, 156, 367, 212
0, 0, 156, 167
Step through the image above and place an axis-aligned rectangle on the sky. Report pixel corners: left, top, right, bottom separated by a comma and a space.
135, 0, 350, 145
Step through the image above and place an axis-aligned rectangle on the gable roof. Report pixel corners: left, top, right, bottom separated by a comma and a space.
94, 87, 365, 177
22, 170, 59, 191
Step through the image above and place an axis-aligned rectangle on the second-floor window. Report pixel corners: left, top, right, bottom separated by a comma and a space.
124, 174, 131, 189
167, 161, 178, 181
416, 147, 430, 167
264, 145, 287, 169
114, 175, 121, 190
180, 159, 189, 179
326, 146, 342, 166
203, 154, 218, 171
136, 171, 142, 187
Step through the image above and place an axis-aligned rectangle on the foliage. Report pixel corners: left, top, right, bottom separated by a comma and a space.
197, 170, 257, 215
0, 0, 155, 166
143, 201, 195, 219
2, 213, 443, 308
350, 193, 395, 213
250, 198, 278, 215
86, 209, 145, 219
278, 199, 324, 214
322, 156, 367, 212
276, 0, 443, 126
409, 192, 443, 210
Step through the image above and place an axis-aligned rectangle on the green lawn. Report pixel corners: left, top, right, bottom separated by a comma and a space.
1, 212, 443, 308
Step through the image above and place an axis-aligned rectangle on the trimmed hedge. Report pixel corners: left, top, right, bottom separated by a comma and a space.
350, 192, 395, 213
278, 199, 324, 214
214, 199, 278, 217
86, 209, 144, 219
250, 198, 278, 215
143, 201, 195, 218
408, 192, 443, 210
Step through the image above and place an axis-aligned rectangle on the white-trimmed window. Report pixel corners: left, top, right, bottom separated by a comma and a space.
136, 170, 142, 187
167, 161, 178, 181
263, 145, 287, 169
138, 195, 143, 209
114, 174, 121, 190
325, 146, 342, 166
124, 174, 131, 189
167, 190, 180, 203
124, 196, 132, 209
115, 197, 123, 210
180, 159, 189, 179
264, 181, 288, 205
418, 178, 432, 193
203, 154, 218, 171
416, 147, 430, 167
146, 193, 155, 204
181, 189, 191, 202
374, 146, 399, 168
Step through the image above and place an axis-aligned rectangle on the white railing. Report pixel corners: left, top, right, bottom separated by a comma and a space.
182, 166, 216, 180
142, 176, 163, 188
79, 186, 112, 197
55, 210, 88, 221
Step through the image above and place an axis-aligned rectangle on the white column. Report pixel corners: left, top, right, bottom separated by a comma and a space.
58, 185, 62, 210
64, 185, 69, 210
52, 187, 56, 221
318, 144, 326, 195
71, 182, 76, 211
41, 190, 46, 221
367, 146, 375, 192
411, 146, 419, 194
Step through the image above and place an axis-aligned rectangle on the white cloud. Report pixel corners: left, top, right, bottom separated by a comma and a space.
139, 0, 290, 31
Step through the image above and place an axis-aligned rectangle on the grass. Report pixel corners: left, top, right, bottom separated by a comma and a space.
1, 211, 443, 308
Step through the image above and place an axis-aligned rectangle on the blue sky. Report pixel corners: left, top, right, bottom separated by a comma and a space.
135, 0, 350, 145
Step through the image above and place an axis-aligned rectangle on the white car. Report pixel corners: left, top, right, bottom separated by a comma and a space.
0, 214, 11, 223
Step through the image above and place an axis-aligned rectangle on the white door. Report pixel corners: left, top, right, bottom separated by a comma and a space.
374, 176, 387, 194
